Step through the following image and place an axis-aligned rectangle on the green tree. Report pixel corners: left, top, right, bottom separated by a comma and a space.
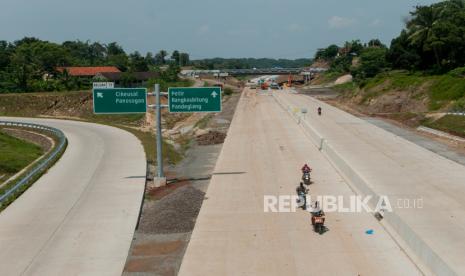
106, 42, 125, 56
314, 44, 339, 60
179, 52, 190, 66
171, 50, 180, 65
407, 5, 443, 68
387, 30, 421, 70
9, 43, 40, 91
155, 50, 168, 65
352, 47, 389, 78
145, 52, 155, 66
367, 39, 384, 48
0, 41, 13, 71
129, 51, 149, 71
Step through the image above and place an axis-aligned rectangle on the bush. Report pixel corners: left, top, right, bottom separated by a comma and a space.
223, 87, 233, 96
352, 48, 388, 79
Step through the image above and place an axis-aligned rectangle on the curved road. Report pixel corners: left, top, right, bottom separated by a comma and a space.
0, 118, 146, 275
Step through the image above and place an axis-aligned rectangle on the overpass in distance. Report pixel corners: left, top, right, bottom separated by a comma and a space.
181, 67, 327, 76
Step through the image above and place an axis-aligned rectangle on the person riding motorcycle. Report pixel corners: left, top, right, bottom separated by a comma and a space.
318, 107, 322, 116
296, 182, 308, 195
301, 164, 312, 174
296, 182, 308, 210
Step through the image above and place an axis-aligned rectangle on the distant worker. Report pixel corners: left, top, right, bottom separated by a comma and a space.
318, 107, 322, 116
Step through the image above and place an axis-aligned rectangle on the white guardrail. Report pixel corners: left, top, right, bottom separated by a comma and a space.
272, 92, 456, 276
446, 112, 465, 116
0, 121, 67, 206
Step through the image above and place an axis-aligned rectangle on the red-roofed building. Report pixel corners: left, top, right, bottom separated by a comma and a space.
56, 66, 121, 77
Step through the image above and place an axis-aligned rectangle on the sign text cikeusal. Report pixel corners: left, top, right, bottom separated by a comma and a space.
168, 87, 222, 113
93, 88, 147, 114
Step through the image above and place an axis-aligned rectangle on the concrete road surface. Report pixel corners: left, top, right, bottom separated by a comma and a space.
179, 89, 420, 275
0, 118, 146, 275
275, 90, 465, 275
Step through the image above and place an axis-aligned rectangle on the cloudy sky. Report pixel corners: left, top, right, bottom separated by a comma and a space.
0, 0, 438, 59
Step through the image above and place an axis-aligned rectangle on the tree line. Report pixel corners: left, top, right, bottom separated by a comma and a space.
191, 58, 312, 70
315, 0, 465, 79
0, 38, 190, 92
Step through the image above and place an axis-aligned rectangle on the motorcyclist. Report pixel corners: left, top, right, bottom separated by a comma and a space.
318, 107, 322, 116
296, 182, 308, 195
301, 164, 312, 174
296, 182, 308, 210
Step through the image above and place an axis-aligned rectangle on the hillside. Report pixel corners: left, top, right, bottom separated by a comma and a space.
331, 70, 465, 136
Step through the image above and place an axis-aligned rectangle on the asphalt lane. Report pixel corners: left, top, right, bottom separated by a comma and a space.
0, 118, 146, 275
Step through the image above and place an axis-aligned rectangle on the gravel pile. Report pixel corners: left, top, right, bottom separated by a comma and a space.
138, 185, 205, 234
196, 131, 226, 145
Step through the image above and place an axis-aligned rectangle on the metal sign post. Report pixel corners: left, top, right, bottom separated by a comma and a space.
147, 85, 223, 187
155, 84, 164, 179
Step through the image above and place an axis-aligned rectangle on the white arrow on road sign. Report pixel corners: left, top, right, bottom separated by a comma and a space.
97, 92, 104, 98
211, 91, 218, 98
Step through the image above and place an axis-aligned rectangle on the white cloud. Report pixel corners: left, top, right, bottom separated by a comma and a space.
288, 23, 302, 32
196, 24, 210, 35
371, 19, 381, 26
328, 16, 356, 29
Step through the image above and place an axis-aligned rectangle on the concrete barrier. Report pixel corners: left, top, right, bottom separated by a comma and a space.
271, 92, 456, 276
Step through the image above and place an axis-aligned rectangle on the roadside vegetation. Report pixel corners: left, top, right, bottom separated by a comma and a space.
0, 38, 191, 93
0, 131, 43, 180
314, 0, 465, 136
0, 127, 67, 211
191, 57, 311, 70
424, 115, 465, 138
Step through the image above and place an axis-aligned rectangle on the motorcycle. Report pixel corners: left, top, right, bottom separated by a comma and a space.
296, 184, 309, 210
311, 202, 326, 234
302, 172, 311, 185
311, 211, 326, 234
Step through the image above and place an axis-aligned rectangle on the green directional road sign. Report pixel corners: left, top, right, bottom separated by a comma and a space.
168, 87, 222, 113
93, 88, 147, 114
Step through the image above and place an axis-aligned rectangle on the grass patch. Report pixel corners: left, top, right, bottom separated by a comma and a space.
0, 127, 67, 211
349, 70, 465, 111
115, 125, 182, 165
0, 131, 43, 177
194, 114, 212, 129
223, 87, 233, 96
429, 75, 465, 110
148, 79, 194, 92
322, 71, 345, 82
85, 114, 145, 126
360, 71, 430, 91
423, 115, 465, 138
333, 82, 358, 92
387, 112, 420, 122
